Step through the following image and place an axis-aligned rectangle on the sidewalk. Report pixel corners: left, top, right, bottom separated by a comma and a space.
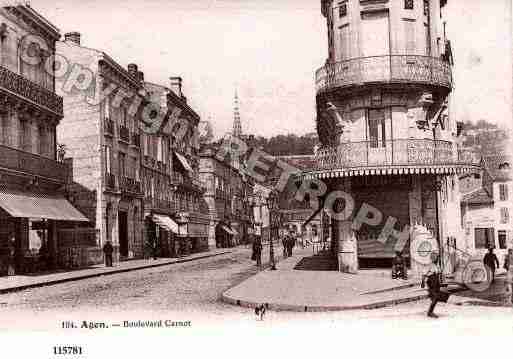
222, 249, 463, 312
0, 248, 232, 295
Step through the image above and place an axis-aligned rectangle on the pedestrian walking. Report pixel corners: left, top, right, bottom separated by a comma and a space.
421, 252, 449, 318
483, 247, 500, 283
7, 233, 16, 276
253, 237, 262, 268
282, 234, 287, 258
103, 241, 114, 267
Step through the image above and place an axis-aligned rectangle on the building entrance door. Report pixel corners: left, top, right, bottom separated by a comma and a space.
118, 211, 128, 258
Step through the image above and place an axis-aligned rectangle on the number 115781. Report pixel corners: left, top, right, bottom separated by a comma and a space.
53, 346, 83, 355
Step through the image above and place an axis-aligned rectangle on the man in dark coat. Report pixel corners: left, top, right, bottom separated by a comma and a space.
253, 237, 262, 268
483, 247, 500, 283
103, 241, 114, 267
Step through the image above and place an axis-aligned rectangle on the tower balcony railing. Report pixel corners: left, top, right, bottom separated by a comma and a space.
314, 139, 479, 171
315, 55, 452, 94
0, 65, 63, 116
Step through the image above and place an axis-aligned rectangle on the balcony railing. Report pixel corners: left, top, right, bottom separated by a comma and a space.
119, 176, 141, 194
119, 125, 130, 143
0, 65, 63, 116
0, 144, 67, 183
104, 119, 114, 136
131, 133, 141, 148
105, 172, 116, 189
314, 139, 479, 171
315, 55, 452, 94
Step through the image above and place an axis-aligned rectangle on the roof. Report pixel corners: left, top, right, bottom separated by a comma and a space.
482, 154, 512, 182
461, 188, 494, 206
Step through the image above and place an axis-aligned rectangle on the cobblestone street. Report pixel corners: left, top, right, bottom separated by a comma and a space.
0, 247, 264, 316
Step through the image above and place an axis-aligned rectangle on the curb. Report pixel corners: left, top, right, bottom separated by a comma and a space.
0, 251, 231, 295
221, 291, 430, 312
221, 282, 468, 312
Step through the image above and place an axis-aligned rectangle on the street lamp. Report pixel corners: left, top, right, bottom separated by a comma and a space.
266, 189, 278, 271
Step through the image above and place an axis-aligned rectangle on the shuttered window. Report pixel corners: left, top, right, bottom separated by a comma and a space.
500, 207, 509, 224
499, 184, 508, 201
404, 19, 416, 54
339, 25, 350, 60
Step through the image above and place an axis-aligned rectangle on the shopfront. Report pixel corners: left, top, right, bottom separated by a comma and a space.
175, 212, 210, 254
0, 189, 89, 276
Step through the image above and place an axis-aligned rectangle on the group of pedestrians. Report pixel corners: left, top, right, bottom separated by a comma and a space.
282, 233, 296, 258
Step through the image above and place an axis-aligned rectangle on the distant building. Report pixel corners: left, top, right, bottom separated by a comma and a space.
199, 144, 254, 248
461, 154, 512, 267
0, 5, 88, 276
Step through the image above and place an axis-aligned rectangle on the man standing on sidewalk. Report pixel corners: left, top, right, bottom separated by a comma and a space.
103, 241, 114, 267
253, 237, 262, 268
483, 247, 500, 283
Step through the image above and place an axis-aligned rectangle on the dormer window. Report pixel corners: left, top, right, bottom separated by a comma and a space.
405, 0, 414, 10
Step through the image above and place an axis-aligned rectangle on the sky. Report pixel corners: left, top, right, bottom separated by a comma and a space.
29, 0, 512, 138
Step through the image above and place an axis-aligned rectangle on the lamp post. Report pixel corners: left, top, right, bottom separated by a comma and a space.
266, 189, 277, 271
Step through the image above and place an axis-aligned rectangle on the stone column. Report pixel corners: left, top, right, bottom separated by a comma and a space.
332, 178, 358, 274
409, 176, 424, 277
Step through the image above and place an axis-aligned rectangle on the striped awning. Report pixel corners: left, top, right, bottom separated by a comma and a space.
300, 165, 480, 180
0, 189, 89, 222
152, 214, 179, 234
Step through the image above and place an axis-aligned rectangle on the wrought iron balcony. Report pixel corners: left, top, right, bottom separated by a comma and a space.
313, 139, 479, 173
0, 144, 67, 183
0, 65, 63, 116
315, 55, 452, 94
119, 125, 130, 143
119, 176, 141, 194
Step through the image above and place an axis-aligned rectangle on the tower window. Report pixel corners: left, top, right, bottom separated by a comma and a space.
339, 2, 347, 17
404, 0, 414, 10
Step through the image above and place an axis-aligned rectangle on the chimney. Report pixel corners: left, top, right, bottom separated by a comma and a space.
127, 63, 138, 79
170, 76, 182, 98
64, 32, 81, 45
137, 71, 144, 82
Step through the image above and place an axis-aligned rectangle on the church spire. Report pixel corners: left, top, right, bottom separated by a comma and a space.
232, 90, 242, 138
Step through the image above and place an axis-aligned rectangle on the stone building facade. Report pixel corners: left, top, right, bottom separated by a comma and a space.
140, 77, 209, 257
199, 144, 254, 248
0, 5, 88, 276
56, 33, 145, 263
301, 0, 479, 276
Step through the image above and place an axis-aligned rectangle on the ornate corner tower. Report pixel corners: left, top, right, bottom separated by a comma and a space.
304, 0, 479, 275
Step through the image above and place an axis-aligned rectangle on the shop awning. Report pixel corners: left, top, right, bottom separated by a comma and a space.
152, 214, 179, 233
0, 190, 89, 221
174, 152, 194, 173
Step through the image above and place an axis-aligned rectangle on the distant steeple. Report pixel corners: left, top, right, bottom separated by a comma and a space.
232, 90, 242, 138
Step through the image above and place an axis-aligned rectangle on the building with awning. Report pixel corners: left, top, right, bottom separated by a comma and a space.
0, 190, 89, 222
0, 5, 99, 276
